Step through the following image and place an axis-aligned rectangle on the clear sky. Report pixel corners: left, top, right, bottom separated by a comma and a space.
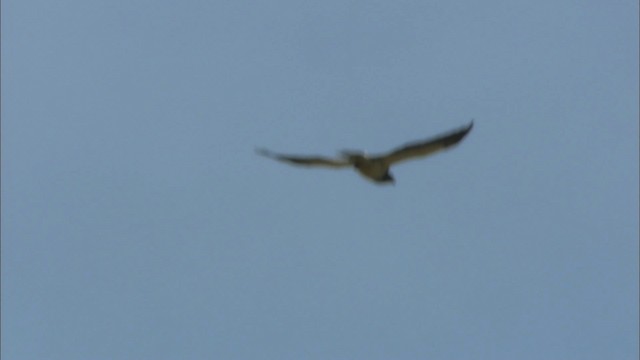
3, 0, 638, 359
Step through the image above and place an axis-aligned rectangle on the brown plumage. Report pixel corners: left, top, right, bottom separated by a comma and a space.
257, 121, 473, 184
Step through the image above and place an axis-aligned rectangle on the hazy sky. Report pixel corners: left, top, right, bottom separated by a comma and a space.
3, 0, 638, 359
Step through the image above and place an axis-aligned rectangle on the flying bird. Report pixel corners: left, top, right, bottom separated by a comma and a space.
257, 121, 473, 184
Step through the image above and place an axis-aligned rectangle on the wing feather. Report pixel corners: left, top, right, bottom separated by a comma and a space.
256, 148, 351, 168
379, 122, 473, 165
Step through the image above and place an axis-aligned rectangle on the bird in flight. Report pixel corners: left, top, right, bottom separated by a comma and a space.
257, 121, 473, 184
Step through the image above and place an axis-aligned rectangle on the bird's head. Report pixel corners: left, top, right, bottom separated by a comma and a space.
340, 150, 366, 163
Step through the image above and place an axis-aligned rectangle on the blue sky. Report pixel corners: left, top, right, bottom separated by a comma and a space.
3, 0, 638, 359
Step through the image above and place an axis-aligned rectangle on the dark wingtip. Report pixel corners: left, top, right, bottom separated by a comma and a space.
439, 121, 474, 147
459, 120, 474, 137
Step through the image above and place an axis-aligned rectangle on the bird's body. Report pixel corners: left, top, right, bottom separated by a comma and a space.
257, 121, 473, 184
349, 155, 392, 182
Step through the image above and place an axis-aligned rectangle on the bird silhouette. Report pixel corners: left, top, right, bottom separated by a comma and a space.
257, 121, 473, 184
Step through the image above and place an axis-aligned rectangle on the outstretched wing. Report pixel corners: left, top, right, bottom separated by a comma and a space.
256, 148, 352, 168
379, 121, 473, 165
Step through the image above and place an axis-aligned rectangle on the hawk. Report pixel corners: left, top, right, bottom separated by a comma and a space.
257, 121, 473, 184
